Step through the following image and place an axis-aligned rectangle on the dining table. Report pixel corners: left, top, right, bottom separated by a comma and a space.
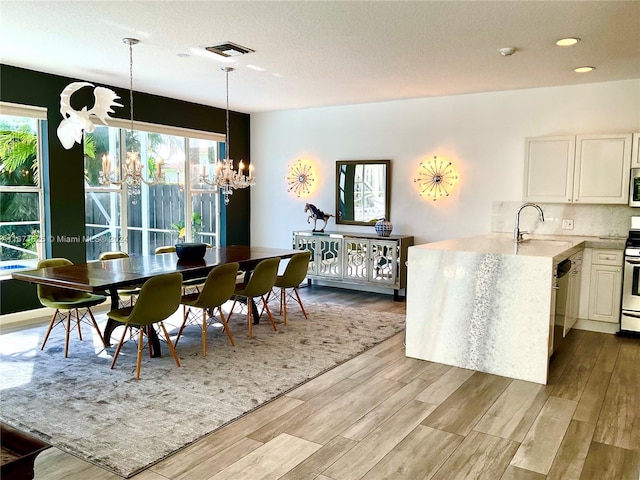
11, 245, 299, 357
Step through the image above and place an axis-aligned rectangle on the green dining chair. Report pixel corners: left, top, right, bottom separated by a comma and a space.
176, 262, 240, 356
108, 272, 183, 380
228, 257, 280, 338
266, 251, 311, 326
37, 258, 108, 357
154, 245, 176, 254
98, 251, 140, 307
155, 245, 207, 293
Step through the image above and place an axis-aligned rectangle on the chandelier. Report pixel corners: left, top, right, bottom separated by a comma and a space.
200, 66, 255, 205
99, 38, 164, 203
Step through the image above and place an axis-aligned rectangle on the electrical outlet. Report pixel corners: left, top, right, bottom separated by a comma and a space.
562, 219, 574, 230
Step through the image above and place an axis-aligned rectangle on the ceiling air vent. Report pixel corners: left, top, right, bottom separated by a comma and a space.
205, 42, 255, 58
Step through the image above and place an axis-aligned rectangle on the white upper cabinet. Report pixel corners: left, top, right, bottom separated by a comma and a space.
524, 134, 632, 204
632, 133, 640, 167
574, 134, 632, 203
523, 136, 575, 203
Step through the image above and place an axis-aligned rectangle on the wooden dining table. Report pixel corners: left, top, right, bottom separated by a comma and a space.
12, 245, 299, 357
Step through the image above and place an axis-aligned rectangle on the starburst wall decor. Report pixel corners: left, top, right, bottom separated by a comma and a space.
414, 155, 459, 201
286, 159, 316, 197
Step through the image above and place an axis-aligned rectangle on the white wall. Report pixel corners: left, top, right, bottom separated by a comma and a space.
250, 79, 640, 247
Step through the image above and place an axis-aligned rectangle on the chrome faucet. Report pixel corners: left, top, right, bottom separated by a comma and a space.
514, 203, 545, 243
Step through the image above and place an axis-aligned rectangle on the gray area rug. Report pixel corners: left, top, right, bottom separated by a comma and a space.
0, 302, 405, 478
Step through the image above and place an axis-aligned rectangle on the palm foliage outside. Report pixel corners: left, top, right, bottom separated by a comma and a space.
0, 117, 40, 261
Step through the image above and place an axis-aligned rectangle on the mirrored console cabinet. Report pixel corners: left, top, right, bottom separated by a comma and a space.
292, 230, 414, 300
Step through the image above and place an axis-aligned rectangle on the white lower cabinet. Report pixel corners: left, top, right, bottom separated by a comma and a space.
578, 248, 623, 329
588, 250, 623, 324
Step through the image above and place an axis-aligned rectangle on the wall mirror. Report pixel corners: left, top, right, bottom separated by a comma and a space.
336, 160, 390, 225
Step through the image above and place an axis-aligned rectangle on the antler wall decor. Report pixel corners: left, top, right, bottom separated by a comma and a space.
56, 81, 122, 149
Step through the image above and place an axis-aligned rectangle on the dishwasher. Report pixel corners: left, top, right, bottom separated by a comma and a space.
552, 258, 572, 353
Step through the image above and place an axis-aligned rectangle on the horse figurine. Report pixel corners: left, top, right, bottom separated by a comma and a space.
304, 203, 334, 232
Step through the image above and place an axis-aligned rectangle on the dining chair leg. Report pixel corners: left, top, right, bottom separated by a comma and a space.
262, 297, 277, 332
159, 322, 181, 368
110, 325, 130, 369
40, 309, 59, 351
227, 298, 238, 323
202, 309, 207, 357
136, 327, 145, 380
218, 307, 235, 347
64, 311, 72, 358
264, 289, 272, 308
87, 307, 108, 348
175, 307, 191, 347
75, 309, 84, 341
294, 287, 308, 319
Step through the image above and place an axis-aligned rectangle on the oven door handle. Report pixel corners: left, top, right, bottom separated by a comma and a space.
626, 258, 640, 265
622, 311, 640, 319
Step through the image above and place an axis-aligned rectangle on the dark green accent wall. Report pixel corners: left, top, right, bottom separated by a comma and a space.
0, 64, 251, 314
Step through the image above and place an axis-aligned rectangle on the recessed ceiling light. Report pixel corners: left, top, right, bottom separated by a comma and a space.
556, 37, 581, 47
574, 66, 595, 73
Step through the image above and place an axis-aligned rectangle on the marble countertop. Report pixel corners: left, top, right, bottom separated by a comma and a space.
412, 232, 626, 262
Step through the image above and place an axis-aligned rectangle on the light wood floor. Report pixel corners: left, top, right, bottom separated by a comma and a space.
31, 285, 640, 479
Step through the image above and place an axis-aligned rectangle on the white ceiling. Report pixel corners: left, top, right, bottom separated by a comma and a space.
1, 1, 639, 114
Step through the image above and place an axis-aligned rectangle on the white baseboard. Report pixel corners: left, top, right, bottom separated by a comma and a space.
573, 318, 619, 335
0, 302, 110, 333
0, 307, 52, 332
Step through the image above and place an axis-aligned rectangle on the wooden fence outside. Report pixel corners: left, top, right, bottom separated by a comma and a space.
85, 184, 217, 259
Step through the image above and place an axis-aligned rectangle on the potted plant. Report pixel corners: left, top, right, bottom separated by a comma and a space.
171, 213, 203, 242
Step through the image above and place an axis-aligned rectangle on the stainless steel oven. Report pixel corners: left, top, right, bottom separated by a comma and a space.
621, 218, 640, 333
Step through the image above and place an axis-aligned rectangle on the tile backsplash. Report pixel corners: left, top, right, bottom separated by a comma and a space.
492, 201, 636, 238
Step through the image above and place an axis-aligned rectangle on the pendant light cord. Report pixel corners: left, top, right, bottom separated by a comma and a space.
129, 43, 133, 143
225, 68, 230, 159
129, 41, 134, 150
123, 38, 139, 153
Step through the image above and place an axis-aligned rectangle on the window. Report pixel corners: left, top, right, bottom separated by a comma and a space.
84, 121, 223, 260
0, 103, 46, 274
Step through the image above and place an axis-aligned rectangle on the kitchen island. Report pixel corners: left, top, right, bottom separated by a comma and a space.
405, 233, 623, 384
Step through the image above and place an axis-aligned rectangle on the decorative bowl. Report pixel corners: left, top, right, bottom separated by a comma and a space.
175, 243, 207, 261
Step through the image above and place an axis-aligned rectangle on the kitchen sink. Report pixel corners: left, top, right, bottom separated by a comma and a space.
519, 239, 572, 245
